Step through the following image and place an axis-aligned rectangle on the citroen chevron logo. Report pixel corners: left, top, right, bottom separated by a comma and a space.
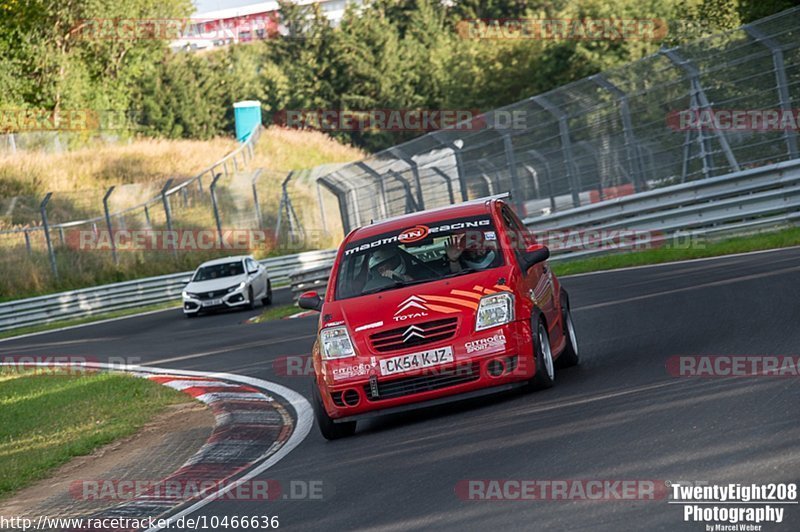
395, 295, 428, 315
402, 325, 425, 342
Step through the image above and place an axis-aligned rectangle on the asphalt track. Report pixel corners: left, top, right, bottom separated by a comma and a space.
2, 247, 799, 531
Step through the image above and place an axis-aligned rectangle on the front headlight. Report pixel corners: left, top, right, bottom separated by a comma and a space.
182, 291, 198, 299
320, 326, 356, 360
227, 281, 246, 293
475, 292, 514, 331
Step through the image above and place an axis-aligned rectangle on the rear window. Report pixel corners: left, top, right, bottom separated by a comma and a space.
334, 216, 504, 300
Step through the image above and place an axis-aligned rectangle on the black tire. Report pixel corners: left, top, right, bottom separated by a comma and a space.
557, 289, 580, 368
246, 287, 255, 310
311, 381, 356, 440
527, 319, 555, 391
261, 281, 272, 306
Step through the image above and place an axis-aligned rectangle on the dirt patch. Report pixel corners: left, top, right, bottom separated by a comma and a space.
0, 400, 215, 518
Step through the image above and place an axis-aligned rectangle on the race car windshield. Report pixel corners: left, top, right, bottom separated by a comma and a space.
193, 262, 245, 281
334, 217, 504, 300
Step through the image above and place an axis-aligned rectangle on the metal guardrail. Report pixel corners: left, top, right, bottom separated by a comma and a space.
524, 159, 800, 261
284, 159, 800, 293
0, 248, 336, 333
3, 159, 798, 334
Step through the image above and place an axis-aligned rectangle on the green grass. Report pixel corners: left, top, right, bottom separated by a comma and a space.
250, 303, 304, 323
0, 369, 192, 498
0, 301, 180, 340
551, 226, 800, 277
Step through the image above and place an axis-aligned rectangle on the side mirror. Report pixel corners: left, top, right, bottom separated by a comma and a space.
298, 290, 323, 312
182, 278, 192, 285
522, 244, 550, 271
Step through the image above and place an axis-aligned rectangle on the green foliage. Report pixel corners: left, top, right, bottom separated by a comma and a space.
1, 0, 797, 150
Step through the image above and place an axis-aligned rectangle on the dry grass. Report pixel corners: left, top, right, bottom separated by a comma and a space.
0, 137, 238, 197
251, 127, 365, 171
0, 127, 365, 300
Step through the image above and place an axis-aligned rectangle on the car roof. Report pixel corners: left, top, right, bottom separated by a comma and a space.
348, 197, 502, 241
197, 255, 252, 267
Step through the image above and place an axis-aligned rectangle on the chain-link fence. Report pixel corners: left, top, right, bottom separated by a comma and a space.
0, 128, 272, 295
317, 7, 800, 233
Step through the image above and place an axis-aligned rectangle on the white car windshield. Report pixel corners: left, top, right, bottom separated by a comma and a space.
193, 262, 245, 281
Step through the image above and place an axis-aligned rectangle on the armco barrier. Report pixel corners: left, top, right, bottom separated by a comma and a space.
0, 249, 336, 333
3, 159, 799, 334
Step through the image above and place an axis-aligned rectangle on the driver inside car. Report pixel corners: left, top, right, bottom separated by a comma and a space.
445, 230, 498, 273
368, 248, 414, 282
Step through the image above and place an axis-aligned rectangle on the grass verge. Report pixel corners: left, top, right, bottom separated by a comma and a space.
250, 304, 304, 323
0, 369, 192, 498
551, 226, 800, 277
0, 301, 180, 340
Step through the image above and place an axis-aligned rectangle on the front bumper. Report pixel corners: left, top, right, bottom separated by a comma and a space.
317, 320, 536, 420
182, 289, 249, 313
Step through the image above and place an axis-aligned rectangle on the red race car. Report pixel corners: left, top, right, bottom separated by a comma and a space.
299, 196, 580, 439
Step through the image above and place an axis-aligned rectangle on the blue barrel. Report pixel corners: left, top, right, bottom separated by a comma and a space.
233, 100, 262, 142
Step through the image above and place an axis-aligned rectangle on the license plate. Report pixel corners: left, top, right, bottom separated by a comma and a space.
379, 346, 454, 376
202, 298, 223, 307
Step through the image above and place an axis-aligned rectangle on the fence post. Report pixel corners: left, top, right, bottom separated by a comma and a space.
661, 48, 740, 176
144, 204, 151, 227
160, 179, 176, 258
743, 25, 798, 159
591, 74, 648, 192
24, 229, 31, 256
497, 129, 525, 215
210, 173, 223, 247
103, 186, 118, 265
389, 147, 425, 210
251, 169, 264, 230
532, 95, 581, 208
433, 134, 469, 202
316, 181, 328, 234
430, 167, 456, 204
526, 149, 555, 214
40, 192, 58, 280
356, 162, 389, 219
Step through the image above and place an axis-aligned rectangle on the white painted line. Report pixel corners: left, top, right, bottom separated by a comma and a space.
561, 244, 800, 279
0, 361, 313, 530
574, 264, 800, 312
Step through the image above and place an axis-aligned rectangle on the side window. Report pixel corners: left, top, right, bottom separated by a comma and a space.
500, 207, 527, 268
247, 259, 258, 272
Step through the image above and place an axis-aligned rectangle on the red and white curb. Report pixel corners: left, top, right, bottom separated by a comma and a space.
0, 362, 312, 531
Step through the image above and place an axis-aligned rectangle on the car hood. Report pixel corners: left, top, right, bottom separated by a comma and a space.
320, 267, 514, 339
185, 274, 248, 293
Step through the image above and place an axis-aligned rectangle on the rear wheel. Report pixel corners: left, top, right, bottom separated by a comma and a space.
311, 381, 356, 440
527, 319, 555, 391
261, 281, 272, 306
557, 289, 580, 368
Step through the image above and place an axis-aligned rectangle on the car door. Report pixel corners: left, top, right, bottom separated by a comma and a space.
499, 204, 562, 346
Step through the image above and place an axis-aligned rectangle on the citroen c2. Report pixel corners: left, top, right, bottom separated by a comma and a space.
299, 196, 580, 439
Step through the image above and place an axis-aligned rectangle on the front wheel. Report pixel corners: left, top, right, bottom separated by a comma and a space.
311, 381, 356, 440
527, 319, 555, 391
246, 287, 255, 310
261, 281, 272, 306
557, 289, 580, 368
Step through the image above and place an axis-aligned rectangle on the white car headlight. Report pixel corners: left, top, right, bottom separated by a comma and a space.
475, 292, 514, 331
320, 326, 356, 360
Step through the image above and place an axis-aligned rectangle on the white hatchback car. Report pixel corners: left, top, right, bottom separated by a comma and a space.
182, 256, 272, 317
